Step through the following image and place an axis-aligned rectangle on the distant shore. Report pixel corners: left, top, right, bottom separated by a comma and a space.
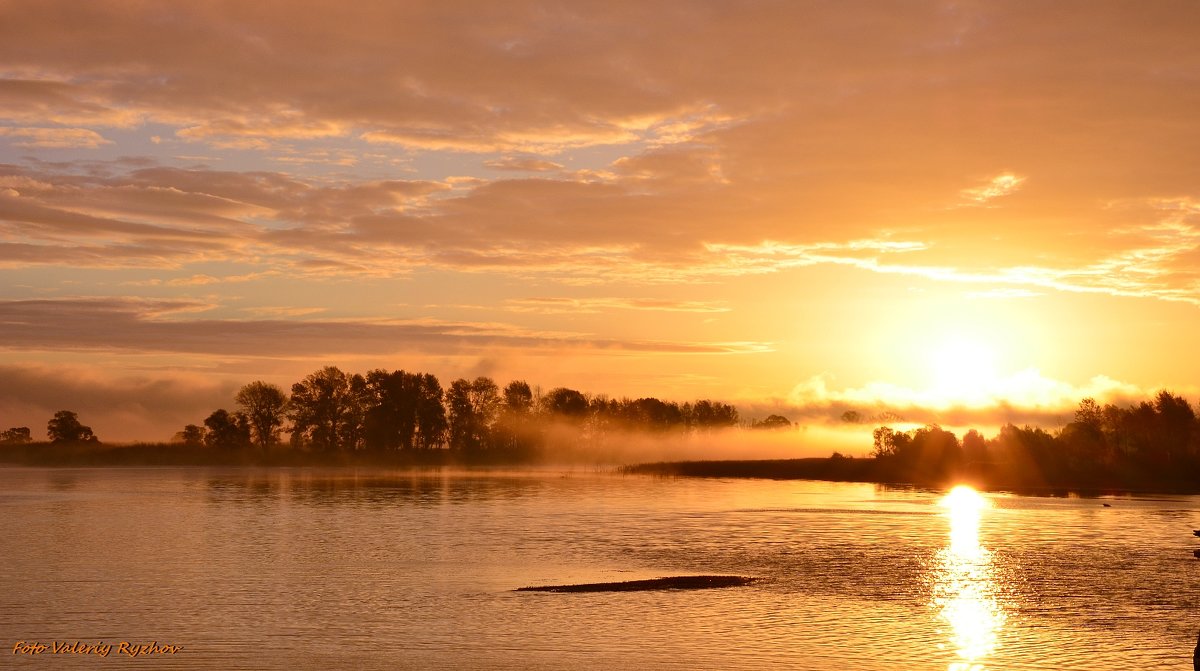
4, 442, 1199, 495
624, 458, 1200, 495
0, 442, 518, 469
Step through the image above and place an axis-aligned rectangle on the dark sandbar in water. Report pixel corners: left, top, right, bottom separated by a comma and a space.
516, 575, 755, 592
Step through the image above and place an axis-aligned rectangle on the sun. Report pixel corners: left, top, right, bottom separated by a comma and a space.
925, 335, 1001, 405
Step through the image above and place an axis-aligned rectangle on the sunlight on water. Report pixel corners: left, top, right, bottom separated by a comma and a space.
2, 470, 1197, 669
935, 485, 1006, 671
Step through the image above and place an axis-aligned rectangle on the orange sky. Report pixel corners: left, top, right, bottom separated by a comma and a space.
1, 1, 1198, 443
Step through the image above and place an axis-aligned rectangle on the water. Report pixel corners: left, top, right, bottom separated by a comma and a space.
1, 467, 1197, 669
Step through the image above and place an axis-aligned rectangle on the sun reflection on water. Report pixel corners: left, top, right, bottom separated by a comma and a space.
935, 485, 1006, 671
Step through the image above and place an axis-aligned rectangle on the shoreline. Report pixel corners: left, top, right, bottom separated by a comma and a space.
623, 458, 1200, 496
4, 443, 1199, 496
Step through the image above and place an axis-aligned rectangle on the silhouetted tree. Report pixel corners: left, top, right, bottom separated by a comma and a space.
203, 409, 250, 449
236, 381, 289, 448
495, 380, 539, 454
47, 410, 98, 444
752, 414, 792, 430
361, 370, 448, 450
698, 400, 738, 429
413, 374, 447, 449
1152, 390, 1195, 465
447, 377, 500, 452
0, 427, 32, 444
1075, 397, 1103, 430
289, 366, 363, 451
540, 387, 589, 420
363, 369, 417, 450
961, 429, 987, 464
174, 424, 206, 448
907, 425, 962, 481
626, 397, 685, 432
988, 423, 1056, 485
503, 380, 534, 414
872, 426, 902, 458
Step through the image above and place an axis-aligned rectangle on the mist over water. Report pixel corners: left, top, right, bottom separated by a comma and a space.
2, 468, 1196, 670
532, 423, 861, 465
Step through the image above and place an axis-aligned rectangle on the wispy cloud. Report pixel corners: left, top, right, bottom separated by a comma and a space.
0, 298, 769, 358
483, 157, 565, 172
503, 297, 731, 314
0, 126, 112, 148
959, 173, 1025, 206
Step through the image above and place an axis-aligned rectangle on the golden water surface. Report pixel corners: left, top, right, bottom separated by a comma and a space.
1, 468, 1196, 669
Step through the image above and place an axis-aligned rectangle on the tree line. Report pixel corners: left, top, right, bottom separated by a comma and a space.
163, 366, 742, 455
871, 390, 1200, 488
0, 410, 97, 446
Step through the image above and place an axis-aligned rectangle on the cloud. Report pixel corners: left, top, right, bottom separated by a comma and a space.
6, 151, 1200, 308
0, 362, 240, 443
959, 173, 1025, 206
502, 297, 731, 314
483, 157, 565, 172
0, 298, 769, 358
0, 126, 113, 148
745, 371, 1167, 432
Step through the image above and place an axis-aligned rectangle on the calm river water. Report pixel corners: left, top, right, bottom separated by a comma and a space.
1, 467, 1198, 669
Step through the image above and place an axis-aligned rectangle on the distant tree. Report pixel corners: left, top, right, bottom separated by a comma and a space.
413, 374, 447, 449
236, 381, 289, 448
288, 366, 363, 451
47, 410, 98, 444
872, 426, 906, 459
540, 387, 589, 420
174, 424, 207, 448
988, 423, 1057, 483
840, 410, 862, 424
502, 380, 534, 415
447, 377, 501, 452
494, 380, 539, 454
203, 409, 250, 449
0, 427, 32, 444
752, 414, 792, 430
688, 400, 738, 429
1074, 397, 1103, 430
363, 369, 415, 450
1152, 390, 1195, 464
962, 429, 987, 464
361, 370, 447, 450
627, 397, 685, 432
906, 425, 962, 481
1057, 420, 1108, 477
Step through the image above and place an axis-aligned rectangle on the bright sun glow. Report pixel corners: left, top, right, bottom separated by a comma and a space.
935, 485, 1004, 670
940, 484, 990, 558
926, 336, 1002, 406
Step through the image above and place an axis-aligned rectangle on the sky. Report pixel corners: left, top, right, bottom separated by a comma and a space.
1, 1, 1199, 445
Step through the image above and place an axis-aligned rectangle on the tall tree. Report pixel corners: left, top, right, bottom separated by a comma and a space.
447, 377, 500, 452
46, 410, 98, 444
288, 366, 364, 451
502, 380, 534, 415
360, 370, 447, 450
414, 373, 447, 449
540, 387, 589, 420
235, 381, 289, 448
495, 380, 538, 453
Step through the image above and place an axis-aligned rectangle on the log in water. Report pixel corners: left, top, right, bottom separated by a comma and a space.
517, 575, 756, 592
